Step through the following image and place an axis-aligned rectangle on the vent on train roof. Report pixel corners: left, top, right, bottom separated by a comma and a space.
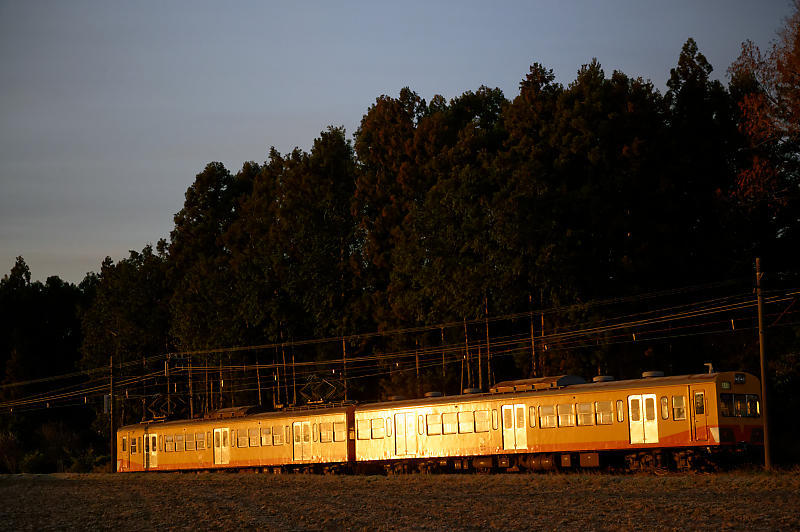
642, 371, 665, 378
489, 375, 586, 393
388, 395, 406, 401
462, 388, 482, 394
592, 375, 615, 383
424, 391, 443, 398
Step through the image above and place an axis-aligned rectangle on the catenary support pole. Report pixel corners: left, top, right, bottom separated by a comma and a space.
756, 257, 771, 470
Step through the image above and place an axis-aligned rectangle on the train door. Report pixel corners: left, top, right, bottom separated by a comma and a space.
502, 404, 527, 450
147, 433, 158, 469
213, 428, 230, 465
394, 412, 417, 456
690, 387, 708, 441
293, 421, 311, 461
628, 394, 659, 444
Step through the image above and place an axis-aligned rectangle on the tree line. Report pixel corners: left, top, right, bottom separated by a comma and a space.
2, 26, 800, 471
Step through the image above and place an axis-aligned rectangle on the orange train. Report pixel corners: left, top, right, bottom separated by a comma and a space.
116, 370, 764, 473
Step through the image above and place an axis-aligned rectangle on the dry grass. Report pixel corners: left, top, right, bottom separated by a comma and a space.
1, 470, 799, 530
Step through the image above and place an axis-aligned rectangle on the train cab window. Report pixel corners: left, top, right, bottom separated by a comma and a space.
458, 411, 474, 433
616, 400, 624, 422
426, 414, 442, 435
576, 402, 594, 426
130, 437, 136, 454
357, 419, 371, 440
694, 392, 705, 415
196, 432, 205, 450
185, 433, 195, 451
539, 405, 556, 428
165, 434, 174, 452
475, 410, 490, 432
320, 422, 332, 443
557, 404, 575, 427
528, 406, 537, 428
371, 418, 385, 439
334, 421, 347, 442
595, 401, 613, 425
273, 427, 284, 446
122, 437, 127, 452
249, 428, 260, 447
261, 427, 272, 446
442, 413, 458, 435
630, 398, 641, 422
746, 394, 761, 417
720, 393, 734, 417
660, 397, 669, 420
672, 395, 686, 420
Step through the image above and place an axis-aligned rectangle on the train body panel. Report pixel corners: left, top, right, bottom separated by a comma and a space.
117, 371, 763, 473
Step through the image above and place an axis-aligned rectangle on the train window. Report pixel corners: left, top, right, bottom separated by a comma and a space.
122, 437, 127, 452
237, 429, 248, 448
313, 424, 318, 442
475, 410, 490, 432
458, 411, 474, 433
175, 434, 184, 452
528, 406, 537, 428
195, 433, 204, 450
694, 392, 705, 415
130, 437, 137, 453
720, 393, 734, 417
144, 436, 149, 453
285, 426, 291, 444
356, 419, 371, 440
660, 397, 669, 420
418, 415, 424, 435
207, 432, 212, 449
539, 405, 556, 428
443, 413, 458, 435
672, 396, 686, 420
492, 409, 499, 430
426, 414, 442, 435
630, 399, 641, 422
320, 422, 333, 443
223, 430, 229, 447
386, 418, 392, 437
595, 401, 613, 425
557, 404, 575, 427
185, 432, 195, 451
516, 406, 525, 429
249, 428, 260, 447
645, 397, 656, 421
303, 423, 311, 443
261, 427, 272, 446
273, 427, 284, 446
746, 395, 761, 417
334, 421, 347, 442
576, 402, 594, 426
616, 400, 624, 422
371, 418, 385, 439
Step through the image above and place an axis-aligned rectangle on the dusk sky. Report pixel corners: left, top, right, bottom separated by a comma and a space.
1, 0, 794, 284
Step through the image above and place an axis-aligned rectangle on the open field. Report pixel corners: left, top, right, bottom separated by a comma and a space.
1, 471, 799, 530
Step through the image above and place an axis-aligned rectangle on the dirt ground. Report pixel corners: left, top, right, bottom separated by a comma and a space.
1, 471, 798, 531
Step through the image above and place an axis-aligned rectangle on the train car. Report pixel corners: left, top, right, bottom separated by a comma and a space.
353, 371, 763, 472
117, 405, 354, 473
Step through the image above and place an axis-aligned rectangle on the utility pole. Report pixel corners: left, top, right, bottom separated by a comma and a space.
256, 355, 262, 407
342, 338, 348, 402
484, 296, 491, 387
529, 294, 537, 377
165, 355, 170, 416
188, 356, 193, 419
756, 257, 771, 470
109, 355, 114, 472
415, 337, 420, 397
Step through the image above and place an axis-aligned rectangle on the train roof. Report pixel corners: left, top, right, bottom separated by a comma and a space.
355, 371, 757, 412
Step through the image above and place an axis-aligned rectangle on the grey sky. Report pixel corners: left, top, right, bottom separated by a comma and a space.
0, 0, 793, 283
